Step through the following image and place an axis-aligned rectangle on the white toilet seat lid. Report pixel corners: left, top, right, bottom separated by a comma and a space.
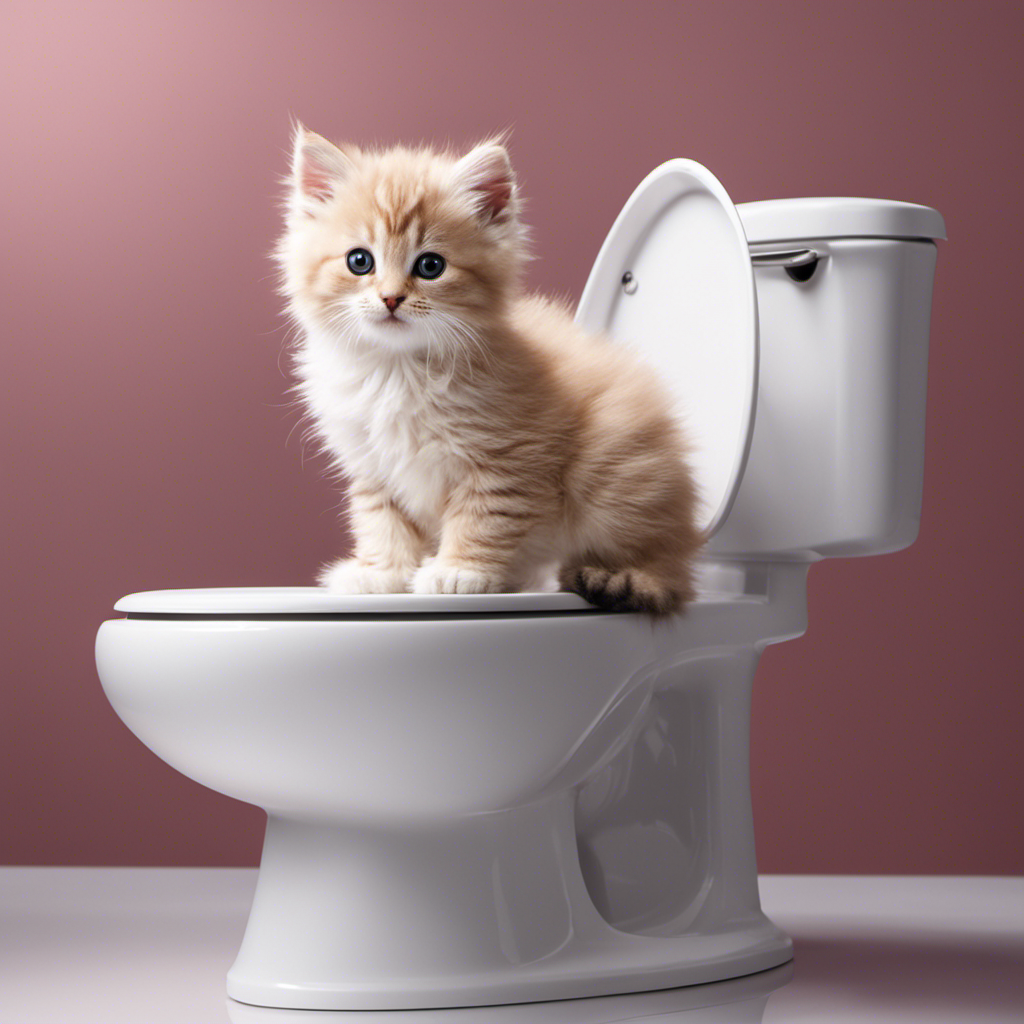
113, 588, 599, 615
576, 159, 758, 536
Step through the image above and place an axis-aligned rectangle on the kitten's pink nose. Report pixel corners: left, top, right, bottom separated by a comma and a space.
381, 295, 406, 312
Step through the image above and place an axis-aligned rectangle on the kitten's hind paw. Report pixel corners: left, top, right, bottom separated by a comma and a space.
560, 565, 686, 617
319, 559, 410, 594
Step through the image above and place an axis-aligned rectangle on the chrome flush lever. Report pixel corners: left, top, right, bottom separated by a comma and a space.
750, 248, 823, 282
749, 248, 821, 267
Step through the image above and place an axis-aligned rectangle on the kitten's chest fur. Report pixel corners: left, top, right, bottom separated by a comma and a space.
299, 341, 465, 525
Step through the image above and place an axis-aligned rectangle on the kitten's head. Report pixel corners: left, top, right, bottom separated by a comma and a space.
278, 125, 528, 356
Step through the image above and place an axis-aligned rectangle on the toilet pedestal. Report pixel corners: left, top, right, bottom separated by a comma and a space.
227, 649, 793, 1011
228, 804, 791, 1010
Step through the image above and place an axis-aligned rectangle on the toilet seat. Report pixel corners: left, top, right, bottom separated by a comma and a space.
576, 159, 759, 536
113, 587, 600, 615
112, 564, 753, 616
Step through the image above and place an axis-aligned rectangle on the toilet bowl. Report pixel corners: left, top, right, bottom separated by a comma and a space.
96, 161, 945, 1010
97, 564, 804, 1009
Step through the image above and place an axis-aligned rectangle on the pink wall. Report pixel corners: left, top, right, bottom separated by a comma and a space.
3, 0, 1021, 872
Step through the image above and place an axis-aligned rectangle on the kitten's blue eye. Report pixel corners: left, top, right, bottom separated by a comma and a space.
413, 252, 446, 280
346, 248, 374, 275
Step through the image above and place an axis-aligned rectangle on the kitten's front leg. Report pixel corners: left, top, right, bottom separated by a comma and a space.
320, 482, 428, 594
412, 484, 536, 595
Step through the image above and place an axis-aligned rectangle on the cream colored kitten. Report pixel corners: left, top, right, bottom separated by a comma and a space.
278, 125, 702, 614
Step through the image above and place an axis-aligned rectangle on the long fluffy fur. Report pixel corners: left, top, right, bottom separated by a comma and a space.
277, 125, 702, 614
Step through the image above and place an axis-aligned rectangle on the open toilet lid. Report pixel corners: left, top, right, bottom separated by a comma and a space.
576, 159, 758, 536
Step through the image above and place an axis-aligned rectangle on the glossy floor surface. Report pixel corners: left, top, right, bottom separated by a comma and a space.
1, 871, 1021, 1023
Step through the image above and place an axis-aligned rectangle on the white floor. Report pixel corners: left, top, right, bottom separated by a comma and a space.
1, 871, 1021, 1023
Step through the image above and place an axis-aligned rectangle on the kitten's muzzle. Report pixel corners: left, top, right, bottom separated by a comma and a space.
381, 294, 406, 312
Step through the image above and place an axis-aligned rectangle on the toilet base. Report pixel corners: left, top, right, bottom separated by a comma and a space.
226, 796, 792, 1011
228, 923, 793, 1010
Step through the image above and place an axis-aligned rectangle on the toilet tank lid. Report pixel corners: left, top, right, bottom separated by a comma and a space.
737, 197, 946, 243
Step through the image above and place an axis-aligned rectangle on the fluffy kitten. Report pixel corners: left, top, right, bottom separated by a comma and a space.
277, 125, 702, 614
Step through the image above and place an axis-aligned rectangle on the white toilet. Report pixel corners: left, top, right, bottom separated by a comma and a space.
96, 160, 945, 1011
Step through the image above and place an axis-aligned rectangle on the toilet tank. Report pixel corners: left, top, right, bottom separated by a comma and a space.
706, 198, 946, 560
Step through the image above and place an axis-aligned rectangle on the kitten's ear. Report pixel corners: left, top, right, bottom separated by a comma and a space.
451, 143, 517, 223
289, 124, 358, 218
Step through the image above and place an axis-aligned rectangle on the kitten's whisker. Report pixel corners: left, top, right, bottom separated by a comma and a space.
436, 311, 496, 379
431, 316, 465, 387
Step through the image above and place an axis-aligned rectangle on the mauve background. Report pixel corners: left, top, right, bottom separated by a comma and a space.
2, 0, 1021, 873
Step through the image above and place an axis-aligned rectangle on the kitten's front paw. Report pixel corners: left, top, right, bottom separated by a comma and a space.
412, 561, 506, 595
319, 559, 410, 594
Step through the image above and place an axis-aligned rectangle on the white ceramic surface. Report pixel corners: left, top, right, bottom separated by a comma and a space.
576, 159, 758, 536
